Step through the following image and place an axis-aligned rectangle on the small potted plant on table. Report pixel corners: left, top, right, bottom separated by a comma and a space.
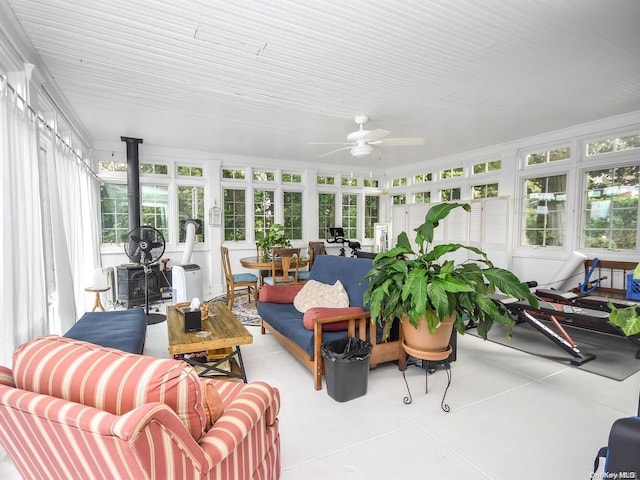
256, 223, 292, 261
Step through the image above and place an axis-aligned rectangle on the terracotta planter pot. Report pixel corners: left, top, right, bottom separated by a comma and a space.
401, 313, 455, 354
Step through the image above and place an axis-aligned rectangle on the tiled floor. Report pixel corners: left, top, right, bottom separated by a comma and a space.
2, 317, 638, 479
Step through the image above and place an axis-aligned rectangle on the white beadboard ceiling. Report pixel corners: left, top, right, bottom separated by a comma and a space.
4, 0, 640, 169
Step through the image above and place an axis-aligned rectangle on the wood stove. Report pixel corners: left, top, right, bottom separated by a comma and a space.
116, 264, 162, 309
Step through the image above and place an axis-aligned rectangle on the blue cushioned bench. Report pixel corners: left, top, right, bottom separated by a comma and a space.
63, 309, 147, 354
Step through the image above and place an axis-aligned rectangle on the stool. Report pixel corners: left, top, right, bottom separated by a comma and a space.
85, 286, 110, 312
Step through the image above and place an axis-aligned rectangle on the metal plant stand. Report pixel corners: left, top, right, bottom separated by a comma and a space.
401, 343, 453, 412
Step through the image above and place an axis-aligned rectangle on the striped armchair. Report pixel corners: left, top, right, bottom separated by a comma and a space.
0, 336, 281, 480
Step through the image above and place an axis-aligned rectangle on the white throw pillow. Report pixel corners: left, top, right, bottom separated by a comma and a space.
293, 279, 349, 313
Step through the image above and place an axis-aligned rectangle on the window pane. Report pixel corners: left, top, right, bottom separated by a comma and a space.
100, 183, 128, 243
364, 179, 379, 187
178, 185, 205, 242
223, 188, 246, 241
141, 185, 169, 239
472, 183, 499, 199
583, 166, 638, 249
283, 191, 303, 240
414, 191, 430, 204
222, 169, 245, 179
282, 172, 302, 183
318, 193, 335, 238
342, 177, 358, 187
523, 175, 567, 246
392, 177, 407, 187
392, 194, 406, 205
342, 194, 358, 239
364, 195, 379, 238
254, 190, 275, 239
254, 170, 275, 181
317, 175, 335, 185
440, 188, 461, 201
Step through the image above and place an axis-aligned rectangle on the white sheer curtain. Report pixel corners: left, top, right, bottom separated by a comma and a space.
45, 136, 101, 331
0, 79, 48, 368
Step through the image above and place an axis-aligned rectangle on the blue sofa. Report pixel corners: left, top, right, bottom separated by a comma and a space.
257, 255, 402, 390
64, 309, 147, 354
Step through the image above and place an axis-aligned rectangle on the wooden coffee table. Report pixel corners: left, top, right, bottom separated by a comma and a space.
167, 301, 253, 382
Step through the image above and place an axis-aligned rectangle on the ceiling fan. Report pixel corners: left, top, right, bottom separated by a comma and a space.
312, 114, 425, 158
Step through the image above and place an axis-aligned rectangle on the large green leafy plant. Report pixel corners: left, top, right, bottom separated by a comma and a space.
363, 202, 539, 339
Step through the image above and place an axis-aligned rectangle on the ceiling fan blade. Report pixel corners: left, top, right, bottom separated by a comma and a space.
361, 129, 390, 142
309, 142, 351, 146
377, 137, 425, 146
318, 146, 351, 158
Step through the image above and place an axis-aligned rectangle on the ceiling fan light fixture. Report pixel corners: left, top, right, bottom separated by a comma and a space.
350, 144, 373, 157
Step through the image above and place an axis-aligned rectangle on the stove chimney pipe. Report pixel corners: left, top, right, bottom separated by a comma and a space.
121, 136, 143, 232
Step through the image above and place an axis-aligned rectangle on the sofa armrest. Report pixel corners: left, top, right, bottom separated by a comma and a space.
0, 366, 15, 387
198, 382, 280, 464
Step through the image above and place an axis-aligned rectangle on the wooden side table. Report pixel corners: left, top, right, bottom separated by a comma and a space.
85, 286, 110, 312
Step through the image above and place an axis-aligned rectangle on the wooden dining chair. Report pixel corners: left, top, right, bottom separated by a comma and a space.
220, 246, 258, 307
297, 241, 326, 282
263, 248, 302, 285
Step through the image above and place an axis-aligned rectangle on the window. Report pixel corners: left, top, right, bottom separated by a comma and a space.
223, 188, 246, 241
526, 147, 570, 166
282, 172, 302, 183
318, 193, 335, 238
254, 189, 275, 239
364, 195, 380, 238
472, 183, 499, 199
364, 178, 379, 187
99, 160, 127, 172
342, 177, 358, 187
440, 167, 463, 179
392, 177, 407, 187
440, 188, 461, 201
177, 165, 202, 177
473, 160, 501, 174
523, 175, 567, 247
141, 163, 168, 175
587, 134, 640, 156
583, 166, 638, 249
222, 169, 245, 179
283, 191, 303, 240
140, 185, 169, 239
414, 191, 430, 204
253, 170, 275, 182
317, 175, 335, 185
414, 173, 432, 183
178, 185, 205, 242
100, 182, 128, 243
392, 194, 406, 205
342, 194, 358, 239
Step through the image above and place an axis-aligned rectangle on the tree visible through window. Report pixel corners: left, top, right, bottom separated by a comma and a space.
342, 194, 357, 239
283, 191, 303, 240
178, 185, 205, 242
254, 189, 275, 240
141, 185, 169, 240
223, 188, 246, 241
318, 193, 335, 238
523, 175, 567, 246
100, 183, 128, 243
583, 166, 638, 249
364, 195, 379, 238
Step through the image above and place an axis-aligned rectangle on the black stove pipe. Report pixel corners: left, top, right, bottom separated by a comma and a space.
121, 136, 143, 232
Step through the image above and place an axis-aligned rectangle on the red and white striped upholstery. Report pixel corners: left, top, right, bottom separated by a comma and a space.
0, 336, 281, 480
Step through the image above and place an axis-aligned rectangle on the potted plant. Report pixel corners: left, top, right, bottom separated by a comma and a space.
607, 302, 640, 337
363, 202, 539, 354
256, 223, 292, 261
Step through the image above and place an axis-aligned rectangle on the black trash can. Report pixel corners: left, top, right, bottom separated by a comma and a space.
321, 337, 372, 402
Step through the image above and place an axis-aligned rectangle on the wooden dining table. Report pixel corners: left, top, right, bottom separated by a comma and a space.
239, 256, 309, 270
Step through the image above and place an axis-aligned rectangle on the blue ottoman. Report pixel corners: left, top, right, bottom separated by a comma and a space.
64, 309, 147, 354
